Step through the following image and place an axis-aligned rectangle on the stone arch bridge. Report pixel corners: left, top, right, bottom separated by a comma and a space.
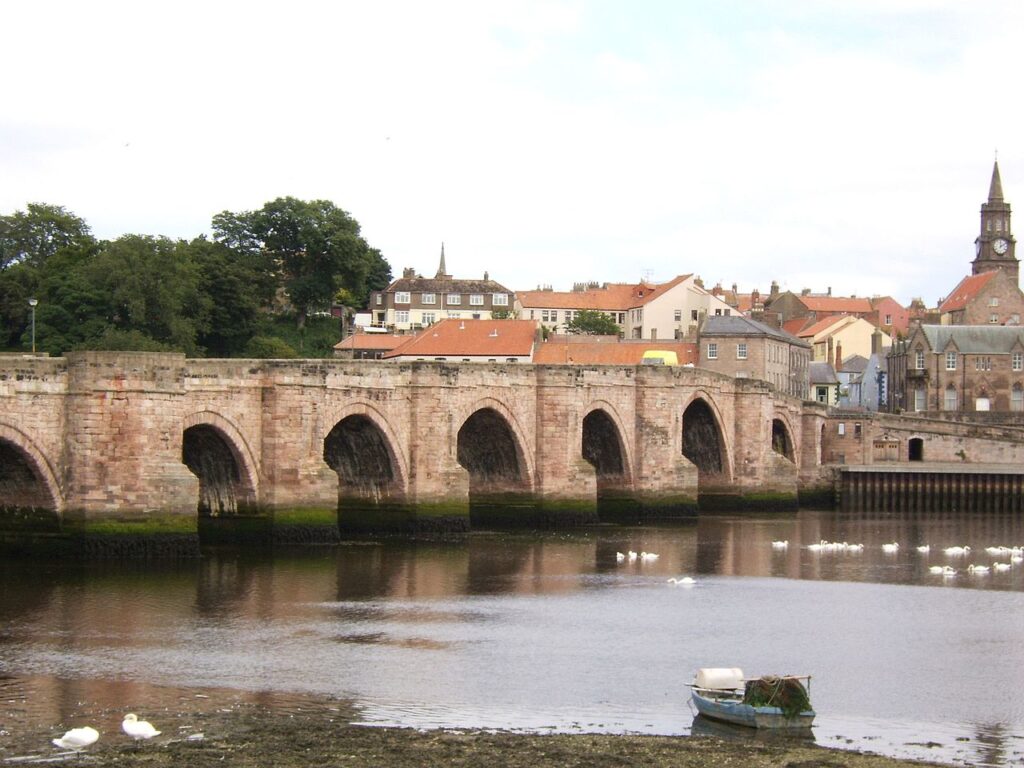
1, 352, 833, 542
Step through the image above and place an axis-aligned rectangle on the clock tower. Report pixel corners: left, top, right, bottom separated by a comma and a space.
972, 161, 1018, 283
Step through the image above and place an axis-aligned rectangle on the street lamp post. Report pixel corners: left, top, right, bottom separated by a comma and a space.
28, 298, 38, 354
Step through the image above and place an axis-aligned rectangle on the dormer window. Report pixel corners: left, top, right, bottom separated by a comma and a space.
945, 351, 957, 370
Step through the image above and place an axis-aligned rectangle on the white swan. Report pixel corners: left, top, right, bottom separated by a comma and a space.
771, 540, 788, 549
881, 542, 899, 554
615, 552, 625, 563
53, 726, 99, 750
916, 545, 930, 553
985, 546, 1008, 557
667, 576, 696, 585
928, 565, 945, 574
846, 543, 864, 553
941, 566, 957, 577
1012, 555, 1023, 565
967, 564, 990, 574
993, 562, 1012, 573
122, 713, 161, 741
640, 552, 659, 561
943, 546, 970, 556
627, 550, 638, 562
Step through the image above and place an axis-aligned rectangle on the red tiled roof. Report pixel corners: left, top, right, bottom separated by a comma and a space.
799, 296, 873, 313
782, 317, 813, 336
517, 275, 693, 311
797, 314, 854, 338
333, 333, 408, 351
533, 340, 697, 365
383, 319, 538, 359
938, 272, 998, 313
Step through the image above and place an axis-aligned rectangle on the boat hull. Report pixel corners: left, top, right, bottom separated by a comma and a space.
691, 690, 815, 731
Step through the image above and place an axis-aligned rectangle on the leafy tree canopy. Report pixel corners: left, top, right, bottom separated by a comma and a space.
566, 309, 621, 336
0, 203, 94, 271
213, 197, 390, 328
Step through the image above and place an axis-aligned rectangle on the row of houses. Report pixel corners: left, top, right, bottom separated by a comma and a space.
344, 162, 1022, 415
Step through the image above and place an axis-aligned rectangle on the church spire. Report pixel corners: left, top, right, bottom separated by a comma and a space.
435, 243, 450, 280
989, 160, 1004, 202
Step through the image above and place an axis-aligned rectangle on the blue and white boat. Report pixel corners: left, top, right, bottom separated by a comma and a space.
690, 667, 815, 731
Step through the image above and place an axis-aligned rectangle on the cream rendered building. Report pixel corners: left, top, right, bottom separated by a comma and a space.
516, 274, 734, 340
798, 315, 892, 363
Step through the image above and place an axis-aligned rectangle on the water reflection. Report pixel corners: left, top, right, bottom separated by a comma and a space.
1, 509, 1024, 767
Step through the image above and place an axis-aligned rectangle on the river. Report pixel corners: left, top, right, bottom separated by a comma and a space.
2, 509, 1023, 767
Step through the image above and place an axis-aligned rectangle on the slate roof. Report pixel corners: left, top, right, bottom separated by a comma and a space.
840, 354, 869, 374
937, 272, 998, 313
383, 319, 538, 359
920, 324, 1024, 354
809, 361, 839, 384
700, 315, 809, 346
385, 275, 512, 294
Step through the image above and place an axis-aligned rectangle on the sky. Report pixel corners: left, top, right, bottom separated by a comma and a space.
3, 0, 1023, 307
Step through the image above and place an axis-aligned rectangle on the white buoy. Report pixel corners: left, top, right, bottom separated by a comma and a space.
122, 713, 161, 741
53, 726, 99, 750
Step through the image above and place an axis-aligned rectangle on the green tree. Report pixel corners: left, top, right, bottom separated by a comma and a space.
185, 236, 261, 357
566, 309, 621, 336
213, 198, 387, 329
84, 235, 204, 354
0, 203, 94, 270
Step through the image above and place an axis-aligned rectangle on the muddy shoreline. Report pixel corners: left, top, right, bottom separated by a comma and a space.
24, 702, 948, 768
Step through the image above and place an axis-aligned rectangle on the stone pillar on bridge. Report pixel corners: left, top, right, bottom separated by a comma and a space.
533, 367, 599, 525
258, 364, 341, 541
632, 367, 699, 515
62, 352, 200, 553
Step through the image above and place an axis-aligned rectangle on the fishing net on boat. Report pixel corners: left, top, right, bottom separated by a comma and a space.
742, 676, 811, 718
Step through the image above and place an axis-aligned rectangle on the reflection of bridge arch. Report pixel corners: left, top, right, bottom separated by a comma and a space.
0, 422, 62, 514
681, 394, 731, 484
182, 411, 259, 515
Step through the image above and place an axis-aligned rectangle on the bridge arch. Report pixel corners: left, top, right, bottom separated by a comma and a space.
322, 404, 408, 501
182, 411, 259, 515
681, 393, 732, 485
581, 402, 633, 483
454, 398, 535, 492
771, 415, 796, 462
0, 423, 63, 514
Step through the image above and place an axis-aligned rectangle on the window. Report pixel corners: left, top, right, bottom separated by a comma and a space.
975, 357, 991, 371
447, 311, 461, 319
854, 422, 862, 438
945, 351, 957, 370
375, 294, 382, 305
421, 312, 436, 325
421, 293, 436, 305
914, 388, 926, 411
944, 386, 957, 411
989, 297, 1000, 307
837, 422, 845, 436
691, 310, 698, 321
737, 343, 747, 360
1012, 314, 1021, 325
470, 294, 484, 306
395, 291, 411, 304
816, 386, 828, 404
714, 309, 722, 316
395, 310, 409, 324
1013, 352, 1023, 371
707, 343, 718, 360
674, 310, 682, 321
492, 293, 508, 306
884, 314, 892, 325
915, 349, 925, 370
1013, 386, 1024, 412
447, 294, 461, 305
990, 314, 999, 324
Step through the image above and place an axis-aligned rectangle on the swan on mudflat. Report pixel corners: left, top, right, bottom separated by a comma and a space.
52, 726, 99, 750
122, 714, 161, 741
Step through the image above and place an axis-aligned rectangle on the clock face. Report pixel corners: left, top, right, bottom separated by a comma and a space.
994, 238, 1010, 255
